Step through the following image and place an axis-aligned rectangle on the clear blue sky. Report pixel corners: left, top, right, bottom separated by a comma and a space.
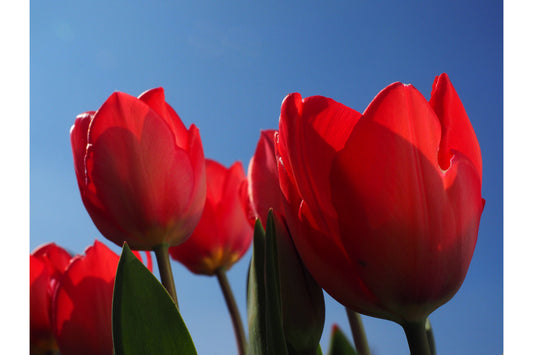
30, 1, 502, 354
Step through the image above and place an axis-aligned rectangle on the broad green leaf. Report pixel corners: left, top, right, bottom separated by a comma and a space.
246, 213, 289, 355
112, 243, 197, 355
326, 326, 358, 355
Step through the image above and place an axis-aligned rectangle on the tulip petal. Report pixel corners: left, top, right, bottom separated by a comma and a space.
360, 82, 442, 170
30, 255, 53, 345
429, 73, 483, 178
70, 112, 94, 192
279, 93, 361, 235
180, 124, 207, 238
217, 162, 252, 259
248, 130, 283, 227
32, 243, 72, 278
205, 159, 228, 205
52, 241, 118, 355
138, 87, 190, 148
71, 112, 134, 247
437, 150, 484, 295
89, 92, 149, 141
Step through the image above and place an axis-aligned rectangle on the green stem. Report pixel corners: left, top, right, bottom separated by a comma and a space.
153, 244, 179, 308
345, 308, 370, 355
402, 320, 431, 355
425, 318, 436, 355
216, 268, 246, 355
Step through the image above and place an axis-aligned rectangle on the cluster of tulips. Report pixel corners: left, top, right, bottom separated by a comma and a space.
30, 73, 484, 355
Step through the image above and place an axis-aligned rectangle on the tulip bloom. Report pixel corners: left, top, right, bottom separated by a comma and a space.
248, 130, 325, 353
169, 159, 253, 275
71, 88, 206, 250
30, 241, 151, 355
52, 241, 154, 355
276, 73, 484, 324
30, 243, 72, 353
51, 240, 118, 355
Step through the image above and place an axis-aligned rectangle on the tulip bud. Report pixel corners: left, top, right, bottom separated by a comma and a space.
271, 212, 325, 354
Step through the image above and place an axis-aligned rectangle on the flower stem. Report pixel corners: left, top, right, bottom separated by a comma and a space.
345, 307, 370, 355
153, 244, 179, 308
402, 320, 432, 355
425, 318, 436, 355
216, 268, 246, 355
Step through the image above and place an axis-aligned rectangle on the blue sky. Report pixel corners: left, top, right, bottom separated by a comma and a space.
28, 1, 502, 353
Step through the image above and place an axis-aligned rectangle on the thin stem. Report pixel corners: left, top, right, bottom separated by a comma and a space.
216, 268, 246, 355
345, 307, 370, 355
425, 318, 436, 355
402, 320, 431, 355
153, 244, 179, 308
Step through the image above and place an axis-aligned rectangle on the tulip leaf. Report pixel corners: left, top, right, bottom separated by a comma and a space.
247, 219, 267, 354
246, 213, 289, 355
264, 211, 289, 355
112, 243, 197, 355
326, 326, 358, 355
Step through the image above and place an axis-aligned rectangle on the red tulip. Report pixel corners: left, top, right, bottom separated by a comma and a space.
30, 241, 151, 355
169, 159, 253, 275
248, 130, 325, 353
48, 241, 120, 355
276, 73, 484, 323
30, 243, 72, 353
71, 88, 206, 250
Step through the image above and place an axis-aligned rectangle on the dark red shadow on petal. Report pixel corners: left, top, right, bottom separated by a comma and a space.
54, 276, 114, 355
331, 122, 483, 322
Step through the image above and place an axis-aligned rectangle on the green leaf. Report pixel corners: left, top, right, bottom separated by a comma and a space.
112, 243, 197, 355
246, 213, 289, 355
247, 220, 267, 355
264, 211, 289, 355
327, 326, 358, 355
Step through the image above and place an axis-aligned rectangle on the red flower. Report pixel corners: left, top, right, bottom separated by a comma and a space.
170, 159, 253, 275
30, 241, 151, 355
276, 73, 484, 323
51, 241, 118, 355
70, 88, 206, 250
30, 243, 72, 353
